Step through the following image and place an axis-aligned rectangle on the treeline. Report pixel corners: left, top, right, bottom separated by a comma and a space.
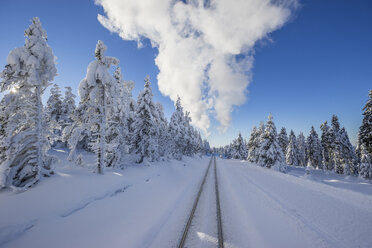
0, 18, 210, 190
215, 91, 372, 179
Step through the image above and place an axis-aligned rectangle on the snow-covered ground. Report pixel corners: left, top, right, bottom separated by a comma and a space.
0, 150, 371, 248
0, 149, 209, 248
218, 158, 372, 248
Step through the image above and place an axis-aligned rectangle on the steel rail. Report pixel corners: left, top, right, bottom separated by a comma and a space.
178, 156, 213, 248
214, 156, 224, 248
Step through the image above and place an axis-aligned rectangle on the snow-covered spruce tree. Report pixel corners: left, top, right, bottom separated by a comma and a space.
339, 127, 357, 175
278, 127, 289, 155
169, 97, 186, 160
103, 67, 127, 168
103, 66, 135, 168
114, 67, 133, 152
247, 126, 257, 161
0, 17, 57, 189
358, 90, 372, 157
330, 115, 343, 173
203, 139, 211, 155
221, 146, 225, 157
62, 87, 76, 119
132, 76, 159, 163
248, 122, 265, 163
122, 78, 136, 152
197, 132, 204, 155
66, 40, 119, 173
320, 121, 333, 171
64, 104, 91, 152
223, 145, 232, 159
306, 126, 323, 169
215, 147, 222, 157
359, 144, 372, 179
187, 114, 201, 157
257, 114, 286, 172
329, 115, 355, 174
155, 102, 170, 159
60, 86, 76, 147
45, 84, 63, 122
45, 83, 63, 146
286, 130, 299, 166
183, 111, 195, 156
296, 132, 306, 167
188, 127, 200, 156
231, 132, 247, 159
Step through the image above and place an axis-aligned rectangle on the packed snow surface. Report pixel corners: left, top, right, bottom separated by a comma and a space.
0, 150, 371, 248
218, 158, 372, 248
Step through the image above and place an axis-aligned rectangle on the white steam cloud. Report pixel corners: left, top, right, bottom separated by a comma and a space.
96, 0, 297, 133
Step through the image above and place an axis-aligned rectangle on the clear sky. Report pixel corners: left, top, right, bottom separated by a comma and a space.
0, 0, 371, 147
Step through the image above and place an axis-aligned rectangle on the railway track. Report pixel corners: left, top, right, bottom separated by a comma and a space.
214, 156, 224, 248
178, 155, 224, 248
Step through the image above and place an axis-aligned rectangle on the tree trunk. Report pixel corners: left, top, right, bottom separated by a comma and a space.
97, 83, 105, 174
35, 85, 43, 178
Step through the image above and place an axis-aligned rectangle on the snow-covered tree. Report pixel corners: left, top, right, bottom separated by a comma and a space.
103, 67, 127, 168
231, 132, 248, 159
359, 144, 372, 179
132, 76, 159, 163
339, 127, 356, 175
247, 122, 265, 163
358, 90, 372, 157
320, 121, 333, 171
45, 84, 63, 122
257, 114, 286, 172
330, 115, 344, 173
278, 127, 289, 155
329, 115, 355, 174
66, 40, 119, 173
61, 87, 76, 125
45, 83, 63, 146
297, 132, 306, 167
286, 130, 299, 166
183, 111, 196, 156
122, 79, 136, 152
155, 102, 170, 158
191, 129, 201, 156
247, 126, 257, 160
62, 86, 76, 113
306, 126, 322, 169
196, 132, 204, 155
112, 68, 133, 162
169, 97, 186, 160
203, 139, 211, 155
0, 17, 57, 189
60, 86, 76, 147
223, 144, 232, 159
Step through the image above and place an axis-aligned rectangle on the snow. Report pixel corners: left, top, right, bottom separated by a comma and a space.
0, 150, 372, 248
218, 158, 372, 248
0, 149, 209, 247
0, 17, 57, 189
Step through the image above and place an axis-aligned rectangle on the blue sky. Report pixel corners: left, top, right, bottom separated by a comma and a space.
0, 0, 371, 147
